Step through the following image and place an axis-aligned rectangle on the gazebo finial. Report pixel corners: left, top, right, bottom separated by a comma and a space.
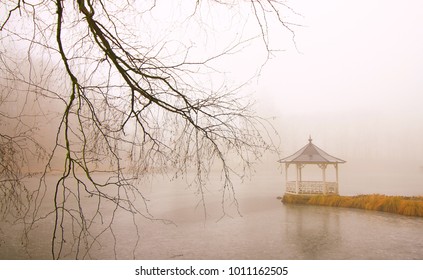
308, 135, 312, 143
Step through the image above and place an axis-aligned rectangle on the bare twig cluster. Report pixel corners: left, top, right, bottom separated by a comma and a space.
0, 0, 297, 259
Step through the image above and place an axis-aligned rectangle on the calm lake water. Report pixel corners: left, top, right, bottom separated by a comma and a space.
1, 165, 423, 260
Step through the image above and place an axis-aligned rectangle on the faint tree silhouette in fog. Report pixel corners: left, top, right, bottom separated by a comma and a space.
0, 0, 297, 259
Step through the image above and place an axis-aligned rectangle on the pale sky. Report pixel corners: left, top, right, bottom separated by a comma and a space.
4, 0, 422, 163
254, 0, 423, 162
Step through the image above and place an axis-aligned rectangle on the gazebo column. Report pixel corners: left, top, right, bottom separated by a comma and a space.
295, 164, 305, 194
320, 164, 327, 194
295, 164, 300, 194
285, 163, 289, 192
299, 164, 303, 182
335, 163, 339, 194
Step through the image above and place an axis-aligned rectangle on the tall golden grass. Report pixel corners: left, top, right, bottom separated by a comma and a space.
282, 194, 423, 217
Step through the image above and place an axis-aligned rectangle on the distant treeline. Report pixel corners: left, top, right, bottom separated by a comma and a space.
281, 194, 423, 217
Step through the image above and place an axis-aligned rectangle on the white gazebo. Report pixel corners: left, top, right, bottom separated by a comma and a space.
278, 136, 346, 195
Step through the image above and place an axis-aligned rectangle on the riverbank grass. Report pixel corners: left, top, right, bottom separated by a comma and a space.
281, 194, 423, 217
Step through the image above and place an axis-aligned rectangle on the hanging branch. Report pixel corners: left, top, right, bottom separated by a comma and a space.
0, 0, 298, 259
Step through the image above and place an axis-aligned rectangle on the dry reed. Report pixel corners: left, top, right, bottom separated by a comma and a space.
282, 194, 423, 217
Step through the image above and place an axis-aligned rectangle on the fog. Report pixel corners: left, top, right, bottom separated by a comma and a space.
3, 0, 423, 191
2, 0, 422, 189
246, 0, 423, 195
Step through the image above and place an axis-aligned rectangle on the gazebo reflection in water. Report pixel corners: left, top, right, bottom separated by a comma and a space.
278, 136, 346, 195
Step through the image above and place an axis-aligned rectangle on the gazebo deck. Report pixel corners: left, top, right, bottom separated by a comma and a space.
285, 181, 338, 195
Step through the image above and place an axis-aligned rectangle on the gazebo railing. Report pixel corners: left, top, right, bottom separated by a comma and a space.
285, 181, 338, 195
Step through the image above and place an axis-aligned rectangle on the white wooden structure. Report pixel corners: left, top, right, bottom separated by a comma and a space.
278, 137, 346, 195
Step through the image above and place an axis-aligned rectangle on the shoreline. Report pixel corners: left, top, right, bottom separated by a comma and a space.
280, 194, 423, 217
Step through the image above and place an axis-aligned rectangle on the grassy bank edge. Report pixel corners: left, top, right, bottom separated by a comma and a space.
280, 194, 423, 217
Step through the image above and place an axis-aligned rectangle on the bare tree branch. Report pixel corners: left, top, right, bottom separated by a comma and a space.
0, 0, 298, 259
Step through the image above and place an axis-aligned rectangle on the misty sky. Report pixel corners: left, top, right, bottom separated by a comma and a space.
3, 0, 422, 164
252, 0, 423, 163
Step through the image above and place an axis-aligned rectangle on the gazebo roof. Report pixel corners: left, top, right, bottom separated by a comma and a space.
278, 136, 346, 164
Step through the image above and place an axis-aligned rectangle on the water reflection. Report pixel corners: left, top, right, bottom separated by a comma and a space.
283, 204, 423, 259
284, 204, 342, 259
